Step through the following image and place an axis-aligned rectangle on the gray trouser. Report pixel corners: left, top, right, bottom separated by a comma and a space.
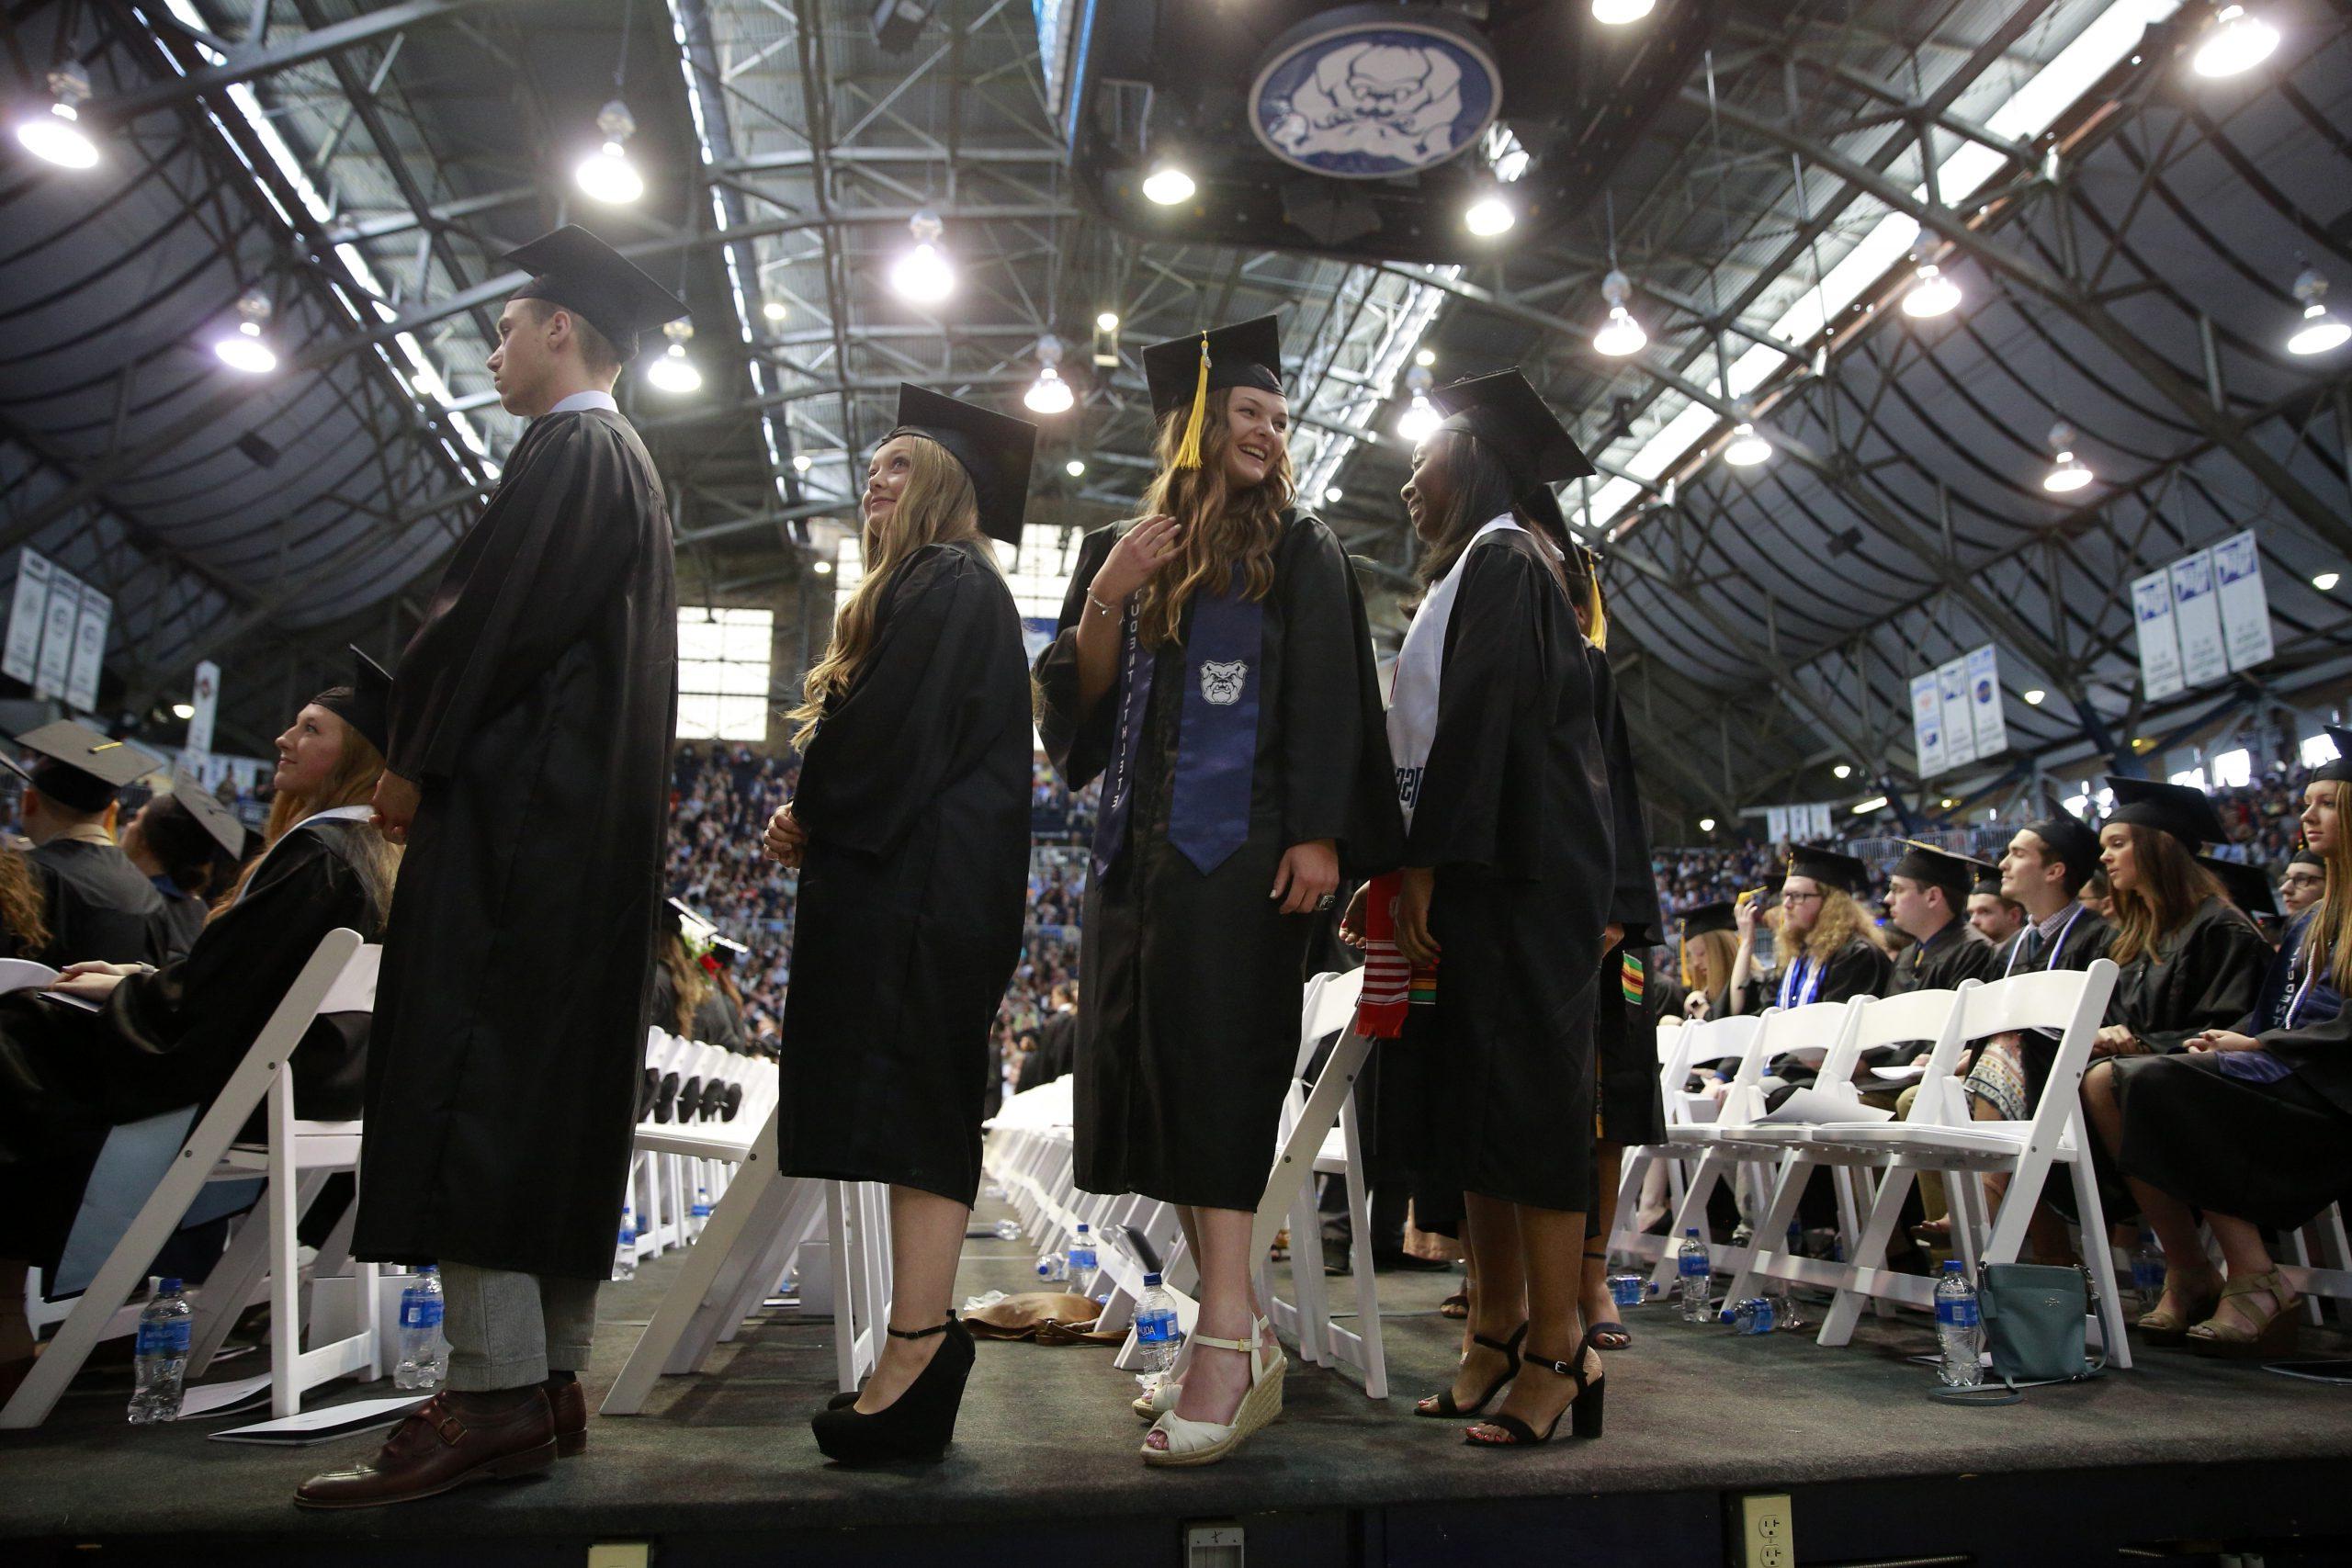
440, 1263, 599, 1391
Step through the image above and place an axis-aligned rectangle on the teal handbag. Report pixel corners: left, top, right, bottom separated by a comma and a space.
1931, 1262, 2108, 1405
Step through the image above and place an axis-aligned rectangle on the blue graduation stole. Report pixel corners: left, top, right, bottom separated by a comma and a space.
1090, 568, 1266, 878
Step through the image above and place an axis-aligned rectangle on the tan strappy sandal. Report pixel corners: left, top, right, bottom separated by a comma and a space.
2187, 1269, 2300, 1359
1141, 1315, 1284, 1468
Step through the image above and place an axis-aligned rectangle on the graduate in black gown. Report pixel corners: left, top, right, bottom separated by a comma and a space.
2091, 778, 2268, 1060
763, 386, 1034, 1466
1732, 847, 1890, 1016
314, 227, 682, 1509
1966, 864, 2026, 951
1665, 902, 1741, 1025
1370, 370, 1612, 1450
120, 777, 242, 962
1035, 317, 1397, 1468
1884, 842, 2002, 996
0, 663, 397, 1392
5, 721, 164, 965
2087, 743, 2352, 1353
2279, 845, 2325, 922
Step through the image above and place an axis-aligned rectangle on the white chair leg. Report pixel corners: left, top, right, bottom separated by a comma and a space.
1816, 1165, 1917, 1348
2064, 1153, 2132, 1371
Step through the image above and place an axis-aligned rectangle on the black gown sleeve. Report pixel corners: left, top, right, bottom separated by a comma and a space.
1033, 525, 1122, 791
1589, 654, 1661, 943
97, 834, 373, 1122
2139, 902, 2269, 1055
387, 416, 647, 783
792, 546, 1004, 860
1404, 541, 1559, 874
2253, 978, 2352, 1117
1274, 517, 1369, 851
1822, 938, 1892, 1002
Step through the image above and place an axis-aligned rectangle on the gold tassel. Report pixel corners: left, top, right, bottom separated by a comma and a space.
1172, 333, 1210, 469
1581, 544, 1609, 650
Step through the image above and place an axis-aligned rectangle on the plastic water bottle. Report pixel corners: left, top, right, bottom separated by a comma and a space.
1677, 1229, 1712, 1323
614, 1205, 639, 1282
690, 1185, 712, 1241
127, 1277, 191, 1424
394, 1266, 447, 1391
1724, 1297, 1774, 1336
1934, 1261, 1983, 1388
1607, 1269, 1646, 1311
1135, 1271, 1182, 1377
1069, 1224, 1098, 1279
2131, 1230, 2166, 1308
991, 1218, 1022, 1241
1035, 1250, 1069, 1283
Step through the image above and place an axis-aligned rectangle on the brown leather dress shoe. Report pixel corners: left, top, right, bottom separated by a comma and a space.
546, 1375, 586, 1457
293, 1387, 556, 1510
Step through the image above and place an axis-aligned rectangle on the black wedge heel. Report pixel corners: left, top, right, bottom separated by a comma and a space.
809, 1316, 975, 1465
1464, 1326, 1605, 1447
1414, 1322, 1526, 1418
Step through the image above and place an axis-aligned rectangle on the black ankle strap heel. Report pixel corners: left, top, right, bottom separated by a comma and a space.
811, 1317, 975, 1465
887, 1315, 958, 1341
1414, 1322, 1526, 1418
1464, 1326, 1606, 1448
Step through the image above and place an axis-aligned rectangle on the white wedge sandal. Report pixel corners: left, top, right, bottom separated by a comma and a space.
1140, 1315, 1284, 1468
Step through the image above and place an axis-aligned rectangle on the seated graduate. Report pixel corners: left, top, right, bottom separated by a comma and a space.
121, 775, 246, 962
1884, 841, 2002, 995
1966, 866, 2026, 950
4, 720, 165, 964
1664, 901, 1740, 1023
2200, 853, 2284, 950
2092, 778, 2268, 1059
2279, 846, 2325, 920
1729, 846, 1889, 1015
0, 652, 400, 1389
2085, 735, 2352, 1352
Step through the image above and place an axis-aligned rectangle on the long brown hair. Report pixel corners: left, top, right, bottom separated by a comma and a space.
220, 700, 400, 919
660, 935, 707, 1036
0, 842, 49, 953
790, 435, 981, 746
2106, 823, 2227, 965
2304, 779, 2352, 987
1413, 430, 1528, 589
1133, 387, 1294, 649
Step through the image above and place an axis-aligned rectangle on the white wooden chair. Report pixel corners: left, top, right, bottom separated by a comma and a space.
1607, 1013, 1761, 1265
3, 929, 379, 1427
1803, 960, 2130, 1367
2281, 1203, 2352, 1327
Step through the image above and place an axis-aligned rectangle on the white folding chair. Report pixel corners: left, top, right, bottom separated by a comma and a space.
1804, 961, 2130, 1367
1609, 1014, 1759, 1264
4, 930, 379, 1427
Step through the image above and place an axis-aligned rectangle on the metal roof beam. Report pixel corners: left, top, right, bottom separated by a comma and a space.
94, 0, 501, 122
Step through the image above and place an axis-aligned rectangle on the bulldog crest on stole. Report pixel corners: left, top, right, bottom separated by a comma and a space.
1199, 660, 1249, 706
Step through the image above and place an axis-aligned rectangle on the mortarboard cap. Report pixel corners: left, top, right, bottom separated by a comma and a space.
1786, 844, 1871, 897
313, 647, 392, 757
2103, 775, 2231, 852
168, 763, 246, 859
1429, 369, 1596, 494
886, 385, 1037, 547
4, 721, 160, 812
1679, 901, 1736, 940
1972, 866, 2007, 898
2022, 813, 2102, 893
2306, 727, 2352, 786
503, 224, 689, 363
1891, 840, 1984, 908
1140, 316, 1284, 470
2290, 844, 2324, 870
2199, 855, 2279, 921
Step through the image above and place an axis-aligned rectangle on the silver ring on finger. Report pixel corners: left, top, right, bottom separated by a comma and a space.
1317, 893, 1336, 911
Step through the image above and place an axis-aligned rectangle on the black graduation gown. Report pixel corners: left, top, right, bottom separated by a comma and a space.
1035, 512, 1400, 1212
1588, 649, 1665, 1146
1893, 919, 2001, 994
2105, 897, 2269, 1055
151, 879, 209, 963
1742, 935, 1889, 1016
30, 839, 163, 965
1410, 531, 1613, 1213
353, 405, 678, 1282
1994, 909, 2115, 1108
779, 539, 1031, 1205
0, 819, 383, 1274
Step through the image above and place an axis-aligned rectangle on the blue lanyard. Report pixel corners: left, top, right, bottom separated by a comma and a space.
1778, 955, 1823, 1010
2286, 920, 2326, 1030
2003, 904, 2086, 979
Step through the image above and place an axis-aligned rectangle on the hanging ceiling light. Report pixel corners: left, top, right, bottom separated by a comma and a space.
1591, 0, 1656, 22
1324, 486, 1344, 503
2288, 267, 2350, 356
2043, 422, 2093, 493
2192, 5, 2278, 78
812, 558, 833, 576
1023, 334, 1075, 413
645, 320, 702, 393
1141, 159, 1196, 206
761, 300, 787, 322
2024, 688, 2048, 705
1593, 269, 1647, 357
15, 63, 97, 170
212, 289, 277, 374
574, 99, 645, 205
1832, 763, 1852, 780
1395, 365, 1442, 443
1065, 458, 1086, 478
1095, 310, 1119, 333
1464, 187, 1516, 237
1902, 258, 1962, 319
1723, 419, 1772, 468
2314, 571, 2341, 592
1414, 347, 1436, 367
792, 452, 812, 473
1698, 816, 1716, 832
889, 209, 956, 305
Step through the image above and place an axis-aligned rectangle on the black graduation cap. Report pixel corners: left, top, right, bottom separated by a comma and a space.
1785, 844, 1871, 897
1891, 840, 1984, 908
663, 896, 716, 946
2290, 844, 2324, 871
503, 224, 689, 362
1140, 316, 1284, 469
2199, 855, 2280, 920
886, 385, 1037, 547
1972, 866, 2007, 898
4, 721, 159, 812
2307, 727, 2352, 785
1679, 901, 1736, 939
313, 647, 392, 756
1428, 369, 1597, 494
2103, 775, 2231, 852
169, 764, 245, 859
2024, 813, 2102, 889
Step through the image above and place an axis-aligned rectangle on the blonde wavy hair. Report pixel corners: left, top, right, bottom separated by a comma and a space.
1133, 387, 1295, 649
1787, 884, 1886, 967
220, 702, 400, 920
1679, 926, 1740, 1001
790, 434, 983, 747
2310, 779, 2352, 992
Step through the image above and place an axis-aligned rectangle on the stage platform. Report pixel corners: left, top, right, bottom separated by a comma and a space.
7, 1201, 2352, 1567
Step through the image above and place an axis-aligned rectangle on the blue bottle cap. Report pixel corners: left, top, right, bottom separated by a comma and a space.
1942, 1258, 1963, 1273
156, 1277, 183, 1294
1076, 1223, 1090, 1233
1143, 1271, 1162, 1288
417, 1264, 436, 1276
